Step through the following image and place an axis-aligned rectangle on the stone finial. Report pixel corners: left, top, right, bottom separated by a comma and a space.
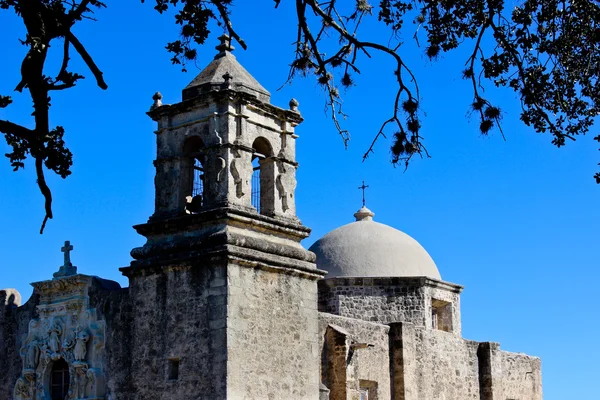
215, 34, 235, 58
151, 92, 163, 110
289, 98, 299, 112
53, 240, 78, 278
354, 206, 375, 222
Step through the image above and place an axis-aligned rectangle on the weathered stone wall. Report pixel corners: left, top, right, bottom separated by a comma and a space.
87, 281, 135, 398
496, 350, 542, 399
122, 262, 228, 400
318, 312, 391, 400
477, 342, 542, 400
407, 327, 481, 400
318, 278, 427, 327
226, 264, 321, 400
319, 278, 462, 335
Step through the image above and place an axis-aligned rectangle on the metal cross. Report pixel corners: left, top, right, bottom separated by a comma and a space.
358, 181, 369, 207
61, 241, 73, 266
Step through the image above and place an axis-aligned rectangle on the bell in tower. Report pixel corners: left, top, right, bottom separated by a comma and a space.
120, 36, 325, 399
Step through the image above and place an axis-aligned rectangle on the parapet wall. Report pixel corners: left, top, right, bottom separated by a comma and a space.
478, 342, 543, 400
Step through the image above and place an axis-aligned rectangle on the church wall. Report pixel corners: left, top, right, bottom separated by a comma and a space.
318, 278, 428, 327
123, 263, 228, 399
318, 312, 392, 400
409, 328, 481, 400
226, 263, 321, 400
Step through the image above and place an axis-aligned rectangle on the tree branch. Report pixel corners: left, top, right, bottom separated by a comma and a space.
211, 0, 247, 50
0, 120, 35, 141
66, 31, 107, 89
35, 156, 53, 234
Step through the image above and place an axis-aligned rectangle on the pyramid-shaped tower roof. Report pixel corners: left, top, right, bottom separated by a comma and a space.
182, 35, 271, 103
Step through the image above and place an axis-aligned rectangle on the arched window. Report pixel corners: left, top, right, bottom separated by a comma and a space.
50, 359, 70, 400
183, 137, 205, 213
251, 156, 261, 212
251, 137, 274, 215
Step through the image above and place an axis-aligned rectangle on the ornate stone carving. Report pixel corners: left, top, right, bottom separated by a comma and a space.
73, 327, 89, 362
22, 340, 40, 371
230, 149, 245, 199
48, 322, 62, 356
13, 274, 106, 400
276, 175, 289, 212
13, 377, 31, 400
276, 160, 290, 212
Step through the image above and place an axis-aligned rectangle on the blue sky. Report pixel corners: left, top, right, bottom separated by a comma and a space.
1, 2, 599, 399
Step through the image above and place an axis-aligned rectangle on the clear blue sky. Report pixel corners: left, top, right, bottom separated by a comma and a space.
1, 3, 598, 399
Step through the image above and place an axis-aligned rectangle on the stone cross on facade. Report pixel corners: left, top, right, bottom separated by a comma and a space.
358, 181, 369, 207
62, 241, 73, 266
53, 240, 78, 279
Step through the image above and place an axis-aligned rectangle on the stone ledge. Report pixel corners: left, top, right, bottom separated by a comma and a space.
122, 244, 325, 281
319, 276, 463, 293
139, 204, 311, 240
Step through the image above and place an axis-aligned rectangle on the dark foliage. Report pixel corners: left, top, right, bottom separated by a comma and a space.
1, 0, 599, 233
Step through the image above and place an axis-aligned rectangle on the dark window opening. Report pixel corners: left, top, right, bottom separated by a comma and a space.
168, 358, 180, 381
251, 137, 274, 215
183, 136, 205, 214
50, 359, 70, 400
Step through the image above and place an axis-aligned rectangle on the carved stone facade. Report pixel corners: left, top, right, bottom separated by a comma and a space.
0, 36, 542, 400
11, 275, 107, 400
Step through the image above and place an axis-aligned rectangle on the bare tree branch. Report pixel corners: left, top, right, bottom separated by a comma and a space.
66, 31, 108, 89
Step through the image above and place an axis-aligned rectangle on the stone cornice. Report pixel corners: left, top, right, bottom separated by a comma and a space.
319, 276, 463, 293
121, 244, 325, 281
147, 90, 303, 126
137, 205, 311, 239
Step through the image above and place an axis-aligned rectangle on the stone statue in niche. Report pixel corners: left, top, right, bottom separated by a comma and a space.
23, 340, 40, 370
48, 323, 62, 356
275, 161, 289, 212
276, 175, 289, 212
73, 365, 89, 399
230, 148, 245, 198
73, 327, 89, 362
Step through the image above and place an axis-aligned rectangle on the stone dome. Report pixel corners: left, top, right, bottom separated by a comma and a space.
309, 207, 441, 279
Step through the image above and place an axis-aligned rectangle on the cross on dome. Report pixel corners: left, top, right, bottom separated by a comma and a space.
358, 181, 369, 207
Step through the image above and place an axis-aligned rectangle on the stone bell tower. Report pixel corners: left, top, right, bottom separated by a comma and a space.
120, 36, 325, 399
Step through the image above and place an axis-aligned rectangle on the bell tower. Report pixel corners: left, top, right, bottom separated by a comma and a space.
147, 35, 301, 220
120, 36, 325, 399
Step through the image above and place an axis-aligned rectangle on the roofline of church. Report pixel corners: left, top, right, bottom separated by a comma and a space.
319, 276, 464, 293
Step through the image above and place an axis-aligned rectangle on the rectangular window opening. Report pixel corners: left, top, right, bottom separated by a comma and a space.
359, 380, 378, 400
431, 299, 453, 333
168, 358, 180, 381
